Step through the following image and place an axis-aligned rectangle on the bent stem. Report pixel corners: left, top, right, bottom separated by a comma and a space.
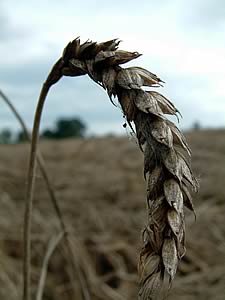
0, 90, 31, 136
0, 89, 90, 300
23, 82, 50, 300
0, 89, 66, 232
36, 232, 64, 300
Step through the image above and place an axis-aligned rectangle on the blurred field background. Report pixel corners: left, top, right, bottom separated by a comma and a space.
0, 128, 224, 300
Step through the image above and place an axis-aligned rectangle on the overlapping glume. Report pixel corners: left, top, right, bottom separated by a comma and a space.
47, 37, 198, 299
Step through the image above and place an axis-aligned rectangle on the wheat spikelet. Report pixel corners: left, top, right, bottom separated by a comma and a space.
25, 37, 198, 300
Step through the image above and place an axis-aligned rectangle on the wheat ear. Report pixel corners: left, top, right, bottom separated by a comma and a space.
24, 38, 197, 300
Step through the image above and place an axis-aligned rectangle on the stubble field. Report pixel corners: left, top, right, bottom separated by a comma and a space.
0, 129, 224, 300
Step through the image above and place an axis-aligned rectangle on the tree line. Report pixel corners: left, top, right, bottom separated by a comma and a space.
0, 117, 86, 144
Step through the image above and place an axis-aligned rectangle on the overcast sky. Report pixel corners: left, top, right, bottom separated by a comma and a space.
0, 0, 224, 135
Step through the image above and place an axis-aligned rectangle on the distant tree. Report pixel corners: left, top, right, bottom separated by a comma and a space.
41, 129, 57, 139
192, 121, 201, 131
0, 128, 12, 144
55, 118, 86, 138
42, 117, 86, 139
16, 131, 27, 143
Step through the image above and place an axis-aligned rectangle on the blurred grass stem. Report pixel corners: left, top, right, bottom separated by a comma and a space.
0, 88, 90, 300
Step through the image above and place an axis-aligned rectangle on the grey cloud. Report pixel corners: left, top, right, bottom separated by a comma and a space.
0, 4, 9, 40
0, 2, 34, 43
0, 60, 50, 87
194, 0, 225, 24
50, 0, 160, 16
179, 0, 225, 29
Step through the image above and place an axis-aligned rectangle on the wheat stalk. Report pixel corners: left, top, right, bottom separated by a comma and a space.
36, 232, 64, 300
0, 89, 90, 300
24, 38, 197, 300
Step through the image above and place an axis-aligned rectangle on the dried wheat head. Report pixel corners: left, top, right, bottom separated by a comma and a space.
46, 37, 198, 299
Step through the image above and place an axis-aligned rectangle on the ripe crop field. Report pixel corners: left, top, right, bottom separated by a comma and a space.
0, 129, 224, 300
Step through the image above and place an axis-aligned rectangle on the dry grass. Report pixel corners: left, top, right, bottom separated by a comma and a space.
0, 129, 224, 300
0, 89, 89, 300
